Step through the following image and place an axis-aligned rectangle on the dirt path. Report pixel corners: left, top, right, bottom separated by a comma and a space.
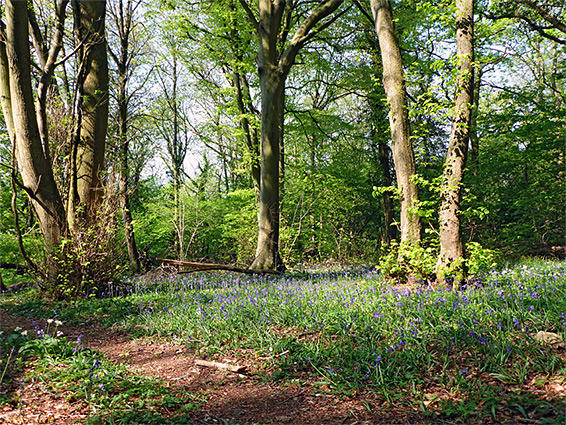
0, 311, 420, 425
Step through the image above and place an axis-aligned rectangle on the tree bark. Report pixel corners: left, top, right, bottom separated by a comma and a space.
253, 67, 286, 270
436, 0, 475, 288
109, 0, 141, 273
370, 0, 421, 245
469, 65, 482, 176
241, 0, 345, 270
1, 0, 67, 284
68, 0, 109, 228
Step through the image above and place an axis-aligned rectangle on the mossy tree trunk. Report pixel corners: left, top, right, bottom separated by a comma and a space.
370, 0, 421, 245
68, 0, 109, 230
436, 0, 475, 288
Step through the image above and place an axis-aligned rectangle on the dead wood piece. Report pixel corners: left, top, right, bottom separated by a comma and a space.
157, 258, 281, 275
195, 359, 247, 374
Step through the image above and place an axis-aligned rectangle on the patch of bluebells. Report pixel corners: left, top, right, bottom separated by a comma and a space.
74, 334, 84, 353
118, 261, 566, 385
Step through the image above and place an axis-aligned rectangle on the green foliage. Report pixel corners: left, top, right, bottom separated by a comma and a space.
468, 60, 565, 253
134, 177, 258, 264
47, 201, 126, 299
377, 240, 438, 281
466, 242, 499, 276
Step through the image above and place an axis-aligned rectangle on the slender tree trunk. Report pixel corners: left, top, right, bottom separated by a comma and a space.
1, 0, 67, 284
171, 55, 184, 259
233, 71, 261, 199
68, 0, 109, 228
110, 0, 141, 273
370, 0, 421, 245
368, 80, 397, 245
228, 1, 261, 200
117, 69, 140, 273
436, 0, 475, 288
469, 65, 482, 176
378, 139, 397, 244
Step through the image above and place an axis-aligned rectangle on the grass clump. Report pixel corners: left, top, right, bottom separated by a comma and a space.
0, 319, 203, 424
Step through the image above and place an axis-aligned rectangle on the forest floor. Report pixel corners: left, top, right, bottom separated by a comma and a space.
1, 262, 566, 425
1, 310, 563, 425
0, 312, 421, 425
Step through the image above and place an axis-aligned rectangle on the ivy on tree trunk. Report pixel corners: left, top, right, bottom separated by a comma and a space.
436, 0, 475, 288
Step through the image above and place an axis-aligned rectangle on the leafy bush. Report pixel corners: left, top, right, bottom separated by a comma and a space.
466, 241, 499, 275
376, 240, 437, 281
48, 200, 126, 299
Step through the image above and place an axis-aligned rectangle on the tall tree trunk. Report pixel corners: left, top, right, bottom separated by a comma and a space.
436, 0, 475, 288
240, 0, 345, 270
0, 0, 67, 284
109, 0, 141, 273
252, 67, 286, 270
68, 0, 109, 229
370, 0, 421, 245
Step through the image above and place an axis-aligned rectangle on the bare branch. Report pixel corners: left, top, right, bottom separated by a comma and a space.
238, 0, 259, 32
280, 0, 345, 71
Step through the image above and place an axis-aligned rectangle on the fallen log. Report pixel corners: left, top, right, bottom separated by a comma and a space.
195, 359, 247, 374
0, 262, 27, 274
157, 258, 281, 275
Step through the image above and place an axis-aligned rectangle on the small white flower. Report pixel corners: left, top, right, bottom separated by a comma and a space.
14, 327, 22, 333
55, 320, 63, 326
56, 331, 64, 337
47, 319, 54, 324
21, 330, 28, 336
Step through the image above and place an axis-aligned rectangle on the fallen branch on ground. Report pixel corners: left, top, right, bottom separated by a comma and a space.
195, 359, 247, 374
157, 258, 281, 275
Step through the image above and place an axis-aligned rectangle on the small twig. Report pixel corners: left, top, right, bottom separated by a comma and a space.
171, 372, 191, 381
260, 349, 290, 360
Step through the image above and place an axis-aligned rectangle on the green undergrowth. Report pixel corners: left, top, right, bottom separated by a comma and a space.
2, 259, 566, 423
0, 321, 203, 424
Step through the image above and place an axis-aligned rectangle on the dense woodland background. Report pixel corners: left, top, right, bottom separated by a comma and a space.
0, 0, 564, 296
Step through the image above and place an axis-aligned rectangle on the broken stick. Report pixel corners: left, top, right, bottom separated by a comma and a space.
195, 359, 246, 374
